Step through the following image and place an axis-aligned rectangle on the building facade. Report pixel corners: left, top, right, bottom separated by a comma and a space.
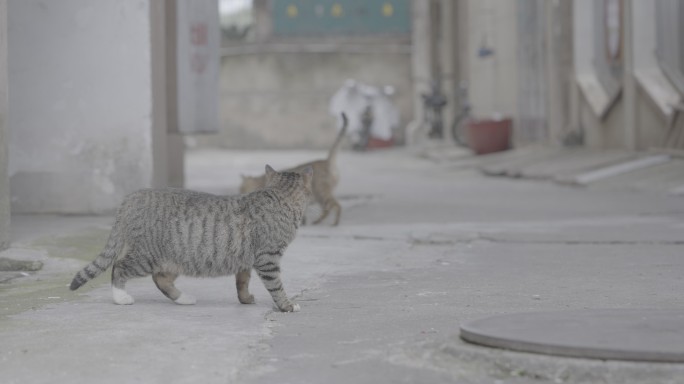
416, 0, 683, 151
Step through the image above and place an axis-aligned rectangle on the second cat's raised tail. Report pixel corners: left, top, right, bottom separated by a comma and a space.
327, 113, 348, 162
70, 215, 125, 291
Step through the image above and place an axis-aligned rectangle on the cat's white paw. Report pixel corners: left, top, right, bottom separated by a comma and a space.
112, 287, 135, 305
276, 302, 300, 312
174, 293, 197, 305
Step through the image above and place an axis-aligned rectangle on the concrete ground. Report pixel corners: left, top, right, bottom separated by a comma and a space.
1, 147, 683, 383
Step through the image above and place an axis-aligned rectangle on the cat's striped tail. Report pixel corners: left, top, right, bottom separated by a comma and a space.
69, 217, 125, 291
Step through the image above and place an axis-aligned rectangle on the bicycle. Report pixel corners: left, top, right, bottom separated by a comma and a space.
421, 80, 448, 140
352, 104, 373, 151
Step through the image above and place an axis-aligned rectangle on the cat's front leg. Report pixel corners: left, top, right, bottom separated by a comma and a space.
235, 269, 255, 304
254, 253, 299, 312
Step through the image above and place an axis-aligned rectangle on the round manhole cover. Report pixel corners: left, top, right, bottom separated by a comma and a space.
460, 309, 684, 362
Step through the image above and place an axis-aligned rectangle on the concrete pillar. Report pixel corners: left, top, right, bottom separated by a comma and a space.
407, 0, 434, 145
570, 0, 595, 146
439, 0, 457, 143
622, 0, 637, 149
150, 1, 184, 189
0, 0, 8, 250
167, 134, 185, 188
253, 0, 272, 43
545, 0, 574, 145
151, 0, 169, 190
456, 0, 470, 87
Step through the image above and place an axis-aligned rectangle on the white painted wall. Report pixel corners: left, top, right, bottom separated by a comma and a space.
8, 0, 155, 213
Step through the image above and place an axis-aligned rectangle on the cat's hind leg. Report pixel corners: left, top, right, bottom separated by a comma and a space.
112, 286, 135, 305
330, 199, 342, 226
235, 269, 255, 304
312, 198, 341, 226
153, 272, 196, 305
111, 256, 151, 305
312, 202, 330, 225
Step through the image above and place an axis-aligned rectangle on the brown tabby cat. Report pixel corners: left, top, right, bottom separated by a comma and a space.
70, 165, 312, 312
239, 114, 347, 226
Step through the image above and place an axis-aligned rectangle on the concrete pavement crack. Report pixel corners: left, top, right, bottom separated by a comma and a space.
301, 232, 684, 247
476, 235, 684, 246
300, 234, 389, 242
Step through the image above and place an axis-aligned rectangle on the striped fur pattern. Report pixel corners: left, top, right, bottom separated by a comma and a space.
70, 165, 312, 312
240, 114, 347, 226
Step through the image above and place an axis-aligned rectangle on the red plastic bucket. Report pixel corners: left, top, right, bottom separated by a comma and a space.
367, 137, 394, 149
466, 118, 512, 155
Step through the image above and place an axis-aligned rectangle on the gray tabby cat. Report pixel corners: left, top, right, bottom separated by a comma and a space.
70, 165, 312, 312
240, 113, 347, 226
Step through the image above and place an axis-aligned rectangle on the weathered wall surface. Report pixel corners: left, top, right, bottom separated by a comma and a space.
580, 93, 667, 151
579, 98, 628, 149
465, 0, 518, 120
8, 0, 155, 213
636, 89, 669, 149
572, 0, 682, 151
190, 48, 412, 149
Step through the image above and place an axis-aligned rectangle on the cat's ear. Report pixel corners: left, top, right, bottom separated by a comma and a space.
301, 166, 313, 185
265, 164, 276, 177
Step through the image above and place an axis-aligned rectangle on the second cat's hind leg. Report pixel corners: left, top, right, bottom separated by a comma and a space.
235, 269, 255, 304
312, 198, 342, 226
330, 199, 342, 226
153, 272, 196, 305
